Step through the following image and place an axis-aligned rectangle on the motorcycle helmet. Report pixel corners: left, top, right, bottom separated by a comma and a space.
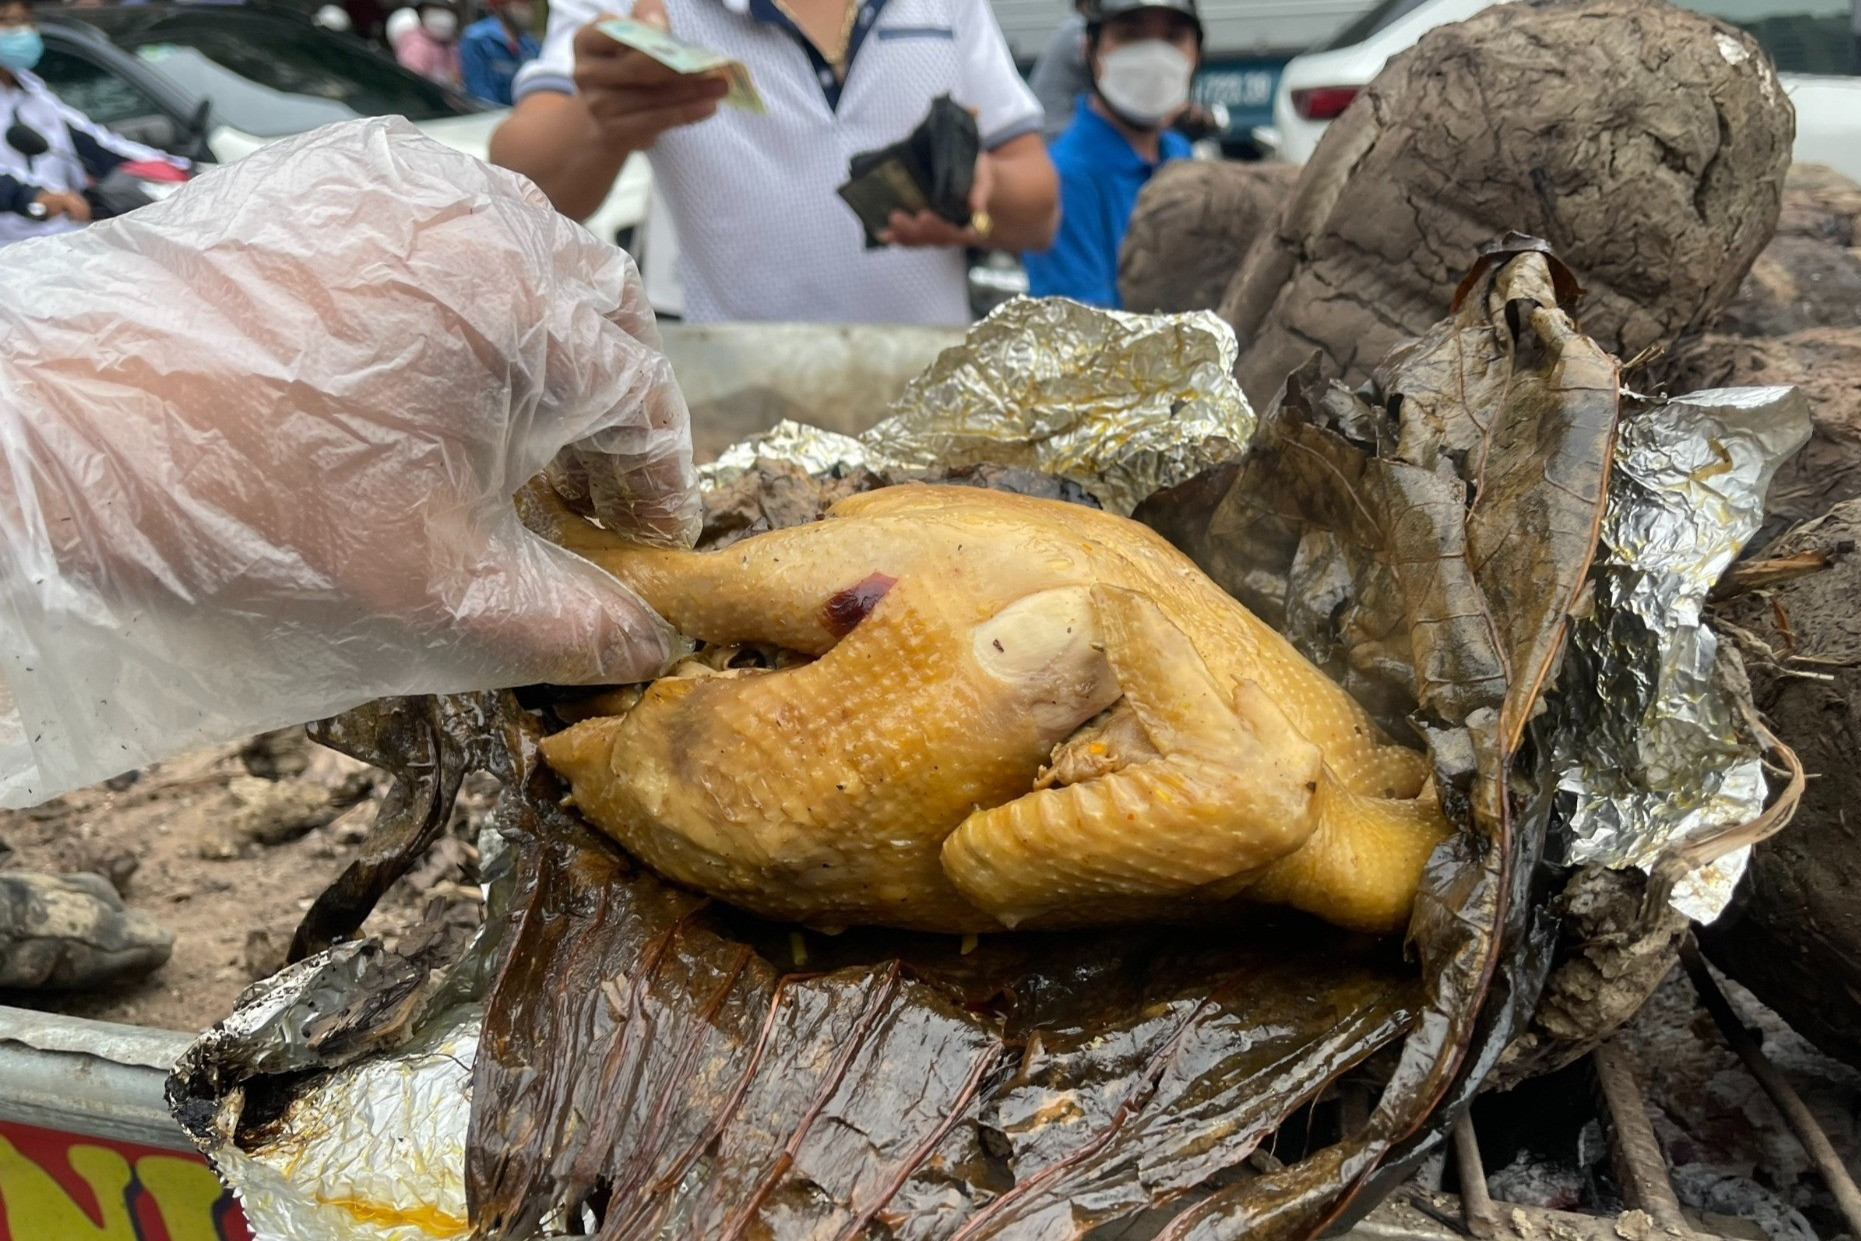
1083, 0, 1203, 42
385, 7, 421, 48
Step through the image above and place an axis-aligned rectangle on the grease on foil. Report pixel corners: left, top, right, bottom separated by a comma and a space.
1551, 386, 1811, 922
700, 297, 1255, 515
218, 1011, 477, 1241
171, 940, 480, 1241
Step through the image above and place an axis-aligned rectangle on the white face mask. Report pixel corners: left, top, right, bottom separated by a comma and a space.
421, 8, 458, 39
1095, 39, 1194, 128
503, 1, 535, 28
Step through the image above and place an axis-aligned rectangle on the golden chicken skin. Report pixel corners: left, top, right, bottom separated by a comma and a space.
537, 485, 1451, 935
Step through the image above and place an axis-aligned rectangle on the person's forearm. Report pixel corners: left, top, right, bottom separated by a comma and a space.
983, 136, 1060, 252
489, 92, 636, 222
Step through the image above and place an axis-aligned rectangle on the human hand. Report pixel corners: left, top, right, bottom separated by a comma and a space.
880, 149, 995, 249
33, 190, 90, 222
573, 0, 727, 152
0, 118, 699, 801
1171, 102, 1222, 142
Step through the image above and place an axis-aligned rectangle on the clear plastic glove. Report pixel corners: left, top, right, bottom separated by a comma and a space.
0, 116, 699, 806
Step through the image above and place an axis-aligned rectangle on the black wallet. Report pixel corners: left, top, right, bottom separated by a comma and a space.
836, 95, 981, 249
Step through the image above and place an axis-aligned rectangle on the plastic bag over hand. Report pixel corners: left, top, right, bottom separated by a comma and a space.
0, 116, 699, 806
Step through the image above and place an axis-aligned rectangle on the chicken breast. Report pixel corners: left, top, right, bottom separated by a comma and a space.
538, 485, 1450, 934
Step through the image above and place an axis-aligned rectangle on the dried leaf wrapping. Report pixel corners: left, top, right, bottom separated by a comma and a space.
1135, 239, 1617, 1237
290, 696, 477, 961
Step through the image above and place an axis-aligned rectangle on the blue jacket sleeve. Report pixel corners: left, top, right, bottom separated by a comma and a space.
42, 84, 184, 178
459, 32, 500, 104
68, 126, 127, 180
0, 173, 44, 215
1022, 164, 1120, 307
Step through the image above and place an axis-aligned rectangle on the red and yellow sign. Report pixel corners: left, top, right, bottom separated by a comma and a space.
0, 1120, 250, 1241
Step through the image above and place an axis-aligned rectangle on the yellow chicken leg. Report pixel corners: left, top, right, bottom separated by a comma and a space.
942, 588, 1324, 927
1239, 779, 1451, 933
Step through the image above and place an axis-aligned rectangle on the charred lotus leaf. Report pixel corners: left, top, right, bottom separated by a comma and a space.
1118, 160, 1301, 316
1390, 239, 1618, 747
1217, 0, 1790, 409
292, 692, 553, 963
1135, 239, 1616, 1238
291, 697, 471, 961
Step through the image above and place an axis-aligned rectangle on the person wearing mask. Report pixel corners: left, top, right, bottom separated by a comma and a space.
461, 0, 541, 106
485, 0, 1058, 326
0, 1, 187, 247
393, 3, 463, 85
1022, 0, 1198, 307
1028, 0, 1090, 141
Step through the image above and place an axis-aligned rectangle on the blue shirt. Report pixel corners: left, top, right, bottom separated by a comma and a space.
460, 17, 540, 107
1023, 97, 1190, 308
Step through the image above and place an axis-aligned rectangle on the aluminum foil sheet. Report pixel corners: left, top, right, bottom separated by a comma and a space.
210, 1007, 478, 1241
701, 420, 871, 486
170, 938, 482, 1241
1550, 386, 1811, 922
700, 297, 1255, 515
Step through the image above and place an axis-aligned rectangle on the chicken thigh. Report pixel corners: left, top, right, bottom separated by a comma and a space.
538, 486, 1450, 934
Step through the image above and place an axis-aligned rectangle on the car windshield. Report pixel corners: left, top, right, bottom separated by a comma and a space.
1687, 0, 1855, 74
120, 17, 469, 137
1317, 0, 1856, 71
1315, 0, 1435, 51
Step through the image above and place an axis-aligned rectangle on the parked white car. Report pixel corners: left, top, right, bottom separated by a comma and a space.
1257, 0, 1861, 182
36, 4, 652, 248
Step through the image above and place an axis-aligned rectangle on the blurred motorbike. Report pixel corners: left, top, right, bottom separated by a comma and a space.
92, 157, 191, 216
5, 121, 193, 220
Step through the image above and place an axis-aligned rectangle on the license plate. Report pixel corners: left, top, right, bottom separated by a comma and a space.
1193, 63, 1283, 131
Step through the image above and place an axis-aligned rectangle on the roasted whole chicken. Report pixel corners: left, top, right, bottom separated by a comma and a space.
538, 485, 1451, 935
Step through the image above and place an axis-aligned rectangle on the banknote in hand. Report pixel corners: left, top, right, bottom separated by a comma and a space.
597, 18, 767, 114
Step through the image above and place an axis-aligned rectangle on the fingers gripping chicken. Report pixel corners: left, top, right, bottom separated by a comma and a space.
537, 486, 1452, 934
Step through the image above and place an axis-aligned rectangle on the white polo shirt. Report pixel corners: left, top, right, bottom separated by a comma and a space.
516, 0, 1043, 325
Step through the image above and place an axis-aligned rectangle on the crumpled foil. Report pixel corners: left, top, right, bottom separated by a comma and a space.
169, 941, 480, 1241
211, 1012, 477, 1241
1550, 386, 1811, 922
700, 297, 1255, 515
702, 420, 872, 487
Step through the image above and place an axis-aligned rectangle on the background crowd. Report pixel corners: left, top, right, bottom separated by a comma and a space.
8, 0, 1855, 320
8, 0, 1222, 317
